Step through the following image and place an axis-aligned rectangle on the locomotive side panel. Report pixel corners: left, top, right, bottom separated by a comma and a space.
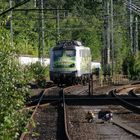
76, 47, 91, 77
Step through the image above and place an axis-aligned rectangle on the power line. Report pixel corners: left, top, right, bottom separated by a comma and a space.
9, 0, 13, 47
13, 8, 70, 12
0, 0, 30, 17
124, 0, 140, 15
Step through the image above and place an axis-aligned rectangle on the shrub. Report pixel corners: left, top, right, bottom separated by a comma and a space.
122, 53, 140, 80
28, 62, 49, 88
0, 46, 29, 139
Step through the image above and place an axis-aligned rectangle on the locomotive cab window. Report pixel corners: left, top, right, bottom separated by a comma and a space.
54, 50, 63, 59
65, 50, 75, 57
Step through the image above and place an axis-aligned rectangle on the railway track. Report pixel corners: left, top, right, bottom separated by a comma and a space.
66, 105, 140, 140
20, 85, 82, 140
59, 85, 89, 140
20, 82, 140, 140
129, 89, 139, 97
64, 84, 140, 140
62, 84, 140, 140
110, 83, 140, 114
110, 90, 140, 114
26, 82, 140, 107
108, 85, 140, 138
61, 88, 71, 140
20, 88, 51, 140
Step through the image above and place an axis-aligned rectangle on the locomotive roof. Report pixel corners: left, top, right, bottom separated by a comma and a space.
52, 40, 84, 50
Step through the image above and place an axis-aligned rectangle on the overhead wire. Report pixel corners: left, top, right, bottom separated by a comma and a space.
123, 0, 140, 15
0, 0, 30, 17
1, 1, 139, 31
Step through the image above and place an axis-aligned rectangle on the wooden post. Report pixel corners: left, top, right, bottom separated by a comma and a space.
89, 73, 93, 96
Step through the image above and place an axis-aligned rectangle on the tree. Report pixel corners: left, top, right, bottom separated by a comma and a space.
0, 32, 28, 139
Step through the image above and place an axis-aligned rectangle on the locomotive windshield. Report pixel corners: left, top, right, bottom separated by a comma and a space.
53, 49, 75, 60
54, 50, 63, 58
65, 50, 75, 57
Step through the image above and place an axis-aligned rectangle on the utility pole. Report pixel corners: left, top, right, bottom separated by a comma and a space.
9, 0, 13, 47
102, 0, 110, 76
56, 6, 60, 44
102, 1, 106, 75
134, 16, 138, 55
106, 0, 110, 69
129, 0, 134, 53
38, 0, 45, 64
110, 0, 114, 77
41, 0, 45, 64
34, 0, 36, 7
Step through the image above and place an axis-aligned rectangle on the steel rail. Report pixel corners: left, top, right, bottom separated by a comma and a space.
26, 95, 140, 106
20, 88, 49, 140
26, 85, 57, 105
128, 89, 140, 97
110, 90, 140, 114
112, 86, 140, 138
112, 117, 140, 138
61, 89, 71, 140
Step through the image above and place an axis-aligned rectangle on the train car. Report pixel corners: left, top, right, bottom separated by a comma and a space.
50, 40, 92, 85
91, 62, 101, 76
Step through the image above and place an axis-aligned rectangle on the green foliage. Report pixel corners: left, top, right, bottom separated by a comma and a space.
113, 26, 130, 74
60, 14, 102, 60
122, 54, 134, 76
27, 62, 49, 87
122, 53, 140, 80
0, 45, 29, 139
0, 1, 140, 139
0, 1, 140, 77
0, 0, 104, 58
134, 55, 140, 79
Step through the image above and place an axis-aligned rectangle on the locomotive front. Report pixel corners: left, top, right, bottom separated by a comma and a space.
50, 41, 77, 85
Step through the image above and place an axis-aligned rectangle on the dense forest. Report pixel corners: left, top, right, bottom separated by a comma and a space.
0, 0, 140, 75
0, 0, 140, 139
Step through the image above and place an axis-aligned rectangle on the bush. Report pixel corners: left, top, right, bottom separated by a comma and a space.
28, 62, 49, 88
122, 53, 140, 80
0, 47, 29, 139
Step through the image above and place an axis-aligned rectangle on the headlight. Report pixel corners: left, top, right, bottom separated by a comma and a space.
69, 63, 75, 67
